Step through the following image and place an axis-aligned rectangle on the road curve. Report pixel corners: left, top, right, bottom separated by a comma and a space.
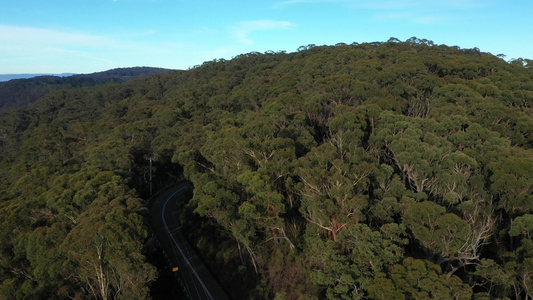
148, 183, 230, 300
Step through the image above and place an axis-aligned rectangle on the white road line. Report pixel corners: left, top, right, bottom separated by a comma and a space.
161, 187, 215, 300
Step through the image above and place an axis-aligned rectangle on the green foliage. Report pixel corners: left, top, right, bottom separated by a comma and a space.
510, 214, 533, 238
403, 201, 470, 258
0, 67, 172, 111
368, 257, 472, 299
1, 38, 533, 299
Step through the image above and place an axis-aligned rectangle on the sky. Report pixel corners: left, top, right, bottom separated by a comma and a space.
0, 0, 532, 74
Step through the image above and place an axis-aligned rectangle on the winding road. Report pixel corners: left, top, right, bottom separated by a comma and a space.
149, 183, 230, 300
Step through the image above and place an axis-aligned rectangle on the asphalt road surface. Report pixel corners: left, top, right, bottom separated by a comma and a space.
149, 183, 230, 300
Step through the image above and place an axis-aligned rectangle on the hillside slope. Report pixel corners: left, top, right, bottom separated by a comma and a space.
0, 38, 532, 299
0, 67, 173, 110
0, 73, 76, 82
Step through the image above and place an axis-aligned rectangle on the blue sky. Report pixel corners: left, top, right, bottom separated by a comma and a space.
1, 0, 532, 74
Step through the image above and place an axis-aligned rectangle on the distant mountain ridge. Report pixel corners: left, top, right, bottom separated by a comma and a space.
1, 39, 533, 300
71, 67, 173, 82
0, 73, 77, 82
0, 67, 174, 110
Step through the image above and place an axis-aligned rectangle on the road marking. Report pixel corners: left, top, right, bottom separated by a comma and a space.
161, 186, 215, 300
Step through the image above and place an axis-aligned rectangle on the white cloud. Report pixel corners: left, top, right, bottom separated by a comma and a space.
272, 0, 480, 25
374, 11, 447, 24
0, 25, 184, 73
0, 25, 119, 49
413, 15, 446, 24
373, 12, 411, 20
350, 0, 480, 10
230, 20, 297, 44
273, 0, 482, 13
364, 0, 477, 24
273, 0, 343, 8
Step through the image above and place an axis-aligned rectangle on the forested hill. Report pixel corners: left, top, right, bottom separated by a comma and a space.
0, 66, 173, 110
0, 73, 76, 82
0, 38, 532, 299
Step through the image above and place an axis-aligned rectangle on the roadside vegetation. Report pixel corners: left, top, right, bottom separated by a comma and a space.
0, 37, 532, 299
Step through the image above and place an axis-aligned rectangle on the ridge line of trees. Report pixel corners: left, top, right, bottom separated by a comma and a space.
1, 37, 532, 299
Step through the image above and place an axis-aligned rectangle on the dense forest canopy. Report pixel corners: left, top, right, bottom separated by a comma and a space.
0, 37, 532, 299
0, 67, 173, 111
